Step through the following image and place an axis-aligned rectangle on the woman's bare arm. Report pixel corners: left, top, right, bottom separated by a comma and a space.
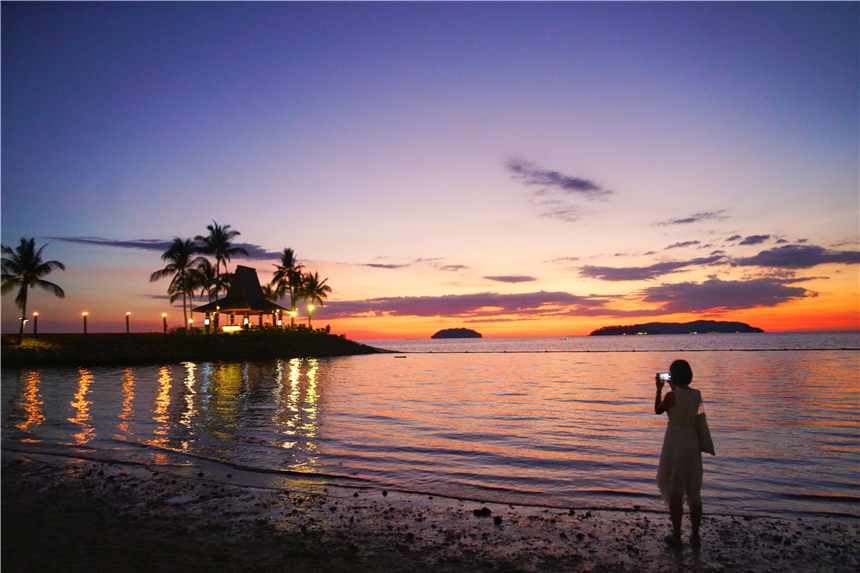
655, 375, 676, 414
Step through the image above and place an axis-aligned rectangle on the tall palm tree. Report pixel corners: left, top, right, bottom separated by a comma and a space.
194, 221, 249, 288
195, 258, 218, 303
301, 271, 332, 329
271, 248, 304, 327
1, 238, 65, 344
150, 238, 207, 331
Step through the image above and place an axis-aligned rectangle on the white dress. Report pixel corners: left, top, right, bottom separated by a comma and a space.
657, 386, 703, 506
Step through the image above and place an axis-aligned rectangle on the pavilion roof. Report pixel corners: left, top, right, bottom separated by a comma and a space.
192, 265, 288, 314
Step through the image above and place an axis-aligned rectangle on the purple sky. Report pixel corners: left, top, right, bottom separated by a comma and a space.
2, 2, 858, 337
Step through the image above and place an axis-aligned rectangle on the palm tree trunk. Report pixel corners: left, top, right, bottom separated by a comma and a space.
17, 288, 28, 345
182, 274, 188, 332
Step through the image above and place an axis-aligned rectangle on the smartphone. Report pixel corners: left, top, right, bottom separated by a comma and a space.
657, 372, 671, 382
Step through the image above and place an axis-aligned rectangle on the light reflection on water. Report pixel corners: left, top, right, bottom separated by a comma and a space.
1, 335, 858, 519
68, 368, 96, 445
11, 370, 44, 435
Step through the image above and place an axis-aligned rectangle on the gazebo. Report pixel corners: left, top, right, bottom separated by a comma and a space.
192, 265, 289, 332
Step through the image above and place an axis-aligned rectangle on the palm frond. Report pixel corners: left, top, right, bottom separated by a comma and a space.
34, 280, 65, 298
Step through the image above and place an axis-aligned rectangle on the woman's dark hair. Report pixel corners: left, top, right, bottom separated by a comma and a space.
669, 360, 693, 386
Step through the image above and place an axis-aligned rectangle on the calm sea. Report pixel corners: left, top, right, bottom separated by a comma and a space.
2, 332, 858, 519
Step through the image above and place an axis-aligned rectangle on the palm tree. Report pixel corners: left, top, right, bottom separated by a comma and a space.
195, 258, 218, 303
150, 238, 207, 331
1, 238, 65, 344
261, 283, 279, 302
271, 248, 304, 327
300, 271, 332, 329
194, 221, 249, 289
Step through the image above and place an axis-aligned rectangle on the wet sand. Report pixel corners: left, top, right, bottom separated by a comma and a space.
2, 448, 858, 573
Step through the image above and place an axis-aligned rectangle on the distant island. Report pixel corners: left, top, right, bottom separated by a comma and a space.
431, 328, 482, 339
590, 320, 764, 336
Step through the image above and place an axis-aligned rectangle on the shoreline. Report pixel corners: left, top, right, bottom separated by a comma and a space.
3, 448, 857, 573
1, 331, 386, 367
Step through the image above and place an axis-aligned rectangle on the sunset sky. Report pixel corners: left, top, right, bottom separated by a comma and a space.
2, 2, 858, 339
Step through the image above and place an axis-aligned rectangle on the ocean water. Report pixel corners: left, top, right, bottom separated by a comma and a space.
2, 332, 858, 519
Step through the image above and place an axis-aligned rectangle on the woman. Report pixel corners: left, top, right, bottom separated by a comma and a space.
655, 359, 704, 546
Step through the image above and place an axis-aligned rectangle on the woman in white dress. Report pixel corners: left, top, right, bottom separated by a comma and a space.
655, 359, 703, 546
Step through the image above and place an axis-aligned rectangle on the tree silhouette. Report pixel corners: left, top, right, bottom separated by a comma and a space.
301, 271, 332, 329
270, 248, 304, 327
195, 222, 247, 331
194, 221, 249, 286
2, 238, 65, 344
150, 238, 207, 330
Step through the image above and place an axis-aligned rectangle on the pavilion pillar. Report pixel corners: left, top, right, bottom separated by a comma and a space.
205, 312, 211, 334
243, 312, 249, 331
259, 313, 263, 328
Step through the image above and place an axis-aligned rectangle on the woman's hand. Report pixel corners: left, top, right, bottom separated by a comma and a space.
655, 374, 674, 414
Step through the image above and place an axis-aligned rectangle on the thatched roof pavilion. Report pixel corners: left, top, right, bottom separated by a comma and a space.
192, 265, 288, 331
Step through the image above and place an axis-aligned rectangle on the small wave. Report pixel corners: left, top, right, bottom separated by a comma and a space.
779, 492, 860, 504
2, 438, 372, 485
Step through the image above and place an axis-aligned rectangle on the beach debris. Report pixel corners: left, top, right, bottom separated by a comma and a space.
493, 515, 503, 526
473, 507, 492, 517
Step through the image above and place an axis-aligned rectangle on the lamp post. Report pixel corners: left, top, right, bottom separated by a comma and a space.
32, 312, 38, 335
126, 312, 131, 334
162, 313, 167, 334
82, 312, 88, 334
187, 318, 193, 334
308, 304, 314, 329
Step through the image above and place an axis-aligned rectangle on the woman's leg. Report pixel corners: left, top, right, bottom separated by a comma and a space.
668, 496, 683, 543
689, 502, 702, 546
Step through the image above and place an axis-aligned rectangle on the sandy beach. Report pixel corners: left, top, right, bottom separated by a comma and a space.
2, 447, 857, 573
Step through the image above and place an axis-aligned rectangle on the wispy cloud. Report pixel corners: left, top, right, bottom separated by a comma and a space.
365, 263, 410, 269
319, 274, 811, 320
50, 236, 173, 252
538, 205, 589, 223
234, 243, 281, 260
735, 244, 860, 269
579, 255, 726, 281
639, 277, 811, 313
50, 236, 281, 260
738, 234, 771, 246
657, 211, 728, 226
484, 275, 537, 283
665, 241, 701, 250
320, 291, 614, 320
438, 264, 469, 272
506, 158, 612, 199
